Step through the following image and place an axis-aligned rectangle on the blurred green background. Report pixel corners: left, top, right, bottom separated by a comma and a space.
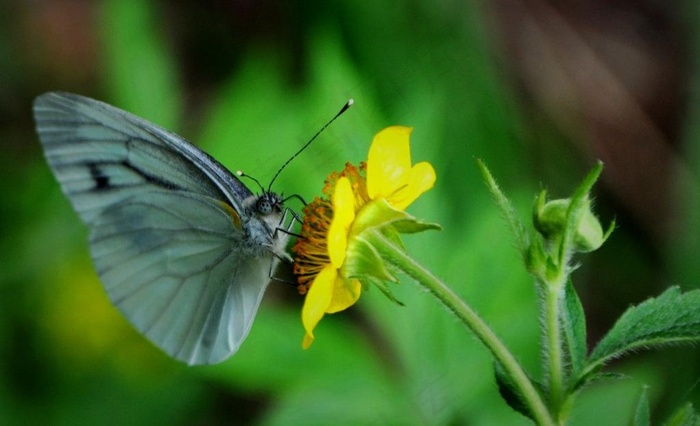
2, 0, 700, 424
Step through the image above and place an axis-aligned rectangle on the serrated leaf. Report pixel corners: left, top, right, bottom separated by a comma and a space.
562, 279, 587, 381
634, 387, 650, 426
494, 361, 542, 421
587, 287, 700, 372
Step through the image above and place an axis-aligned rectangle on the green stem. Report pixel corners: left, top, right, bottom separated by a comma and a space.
368, 230, 555, 426
545, 284, 564, 414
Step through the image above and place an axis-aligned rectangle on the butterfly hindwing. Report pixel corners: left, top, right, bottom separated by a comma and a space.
89, 191, 273, 365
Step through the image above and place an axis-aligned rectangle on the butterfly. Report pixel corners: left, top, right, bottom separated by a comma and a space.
33, 92, 297, 365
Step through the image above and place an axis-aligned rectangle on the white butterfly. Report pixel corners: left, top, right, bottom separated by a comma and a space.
33, 92, 294, 365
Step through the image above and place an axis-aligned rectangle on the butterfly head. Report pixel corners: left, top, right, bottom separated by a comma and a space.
256, 191, 284, 216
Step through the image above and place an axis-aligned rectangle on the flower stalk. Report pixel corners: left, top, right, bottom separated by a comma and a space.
365, 229, 555, 426
545, 283, 565, 414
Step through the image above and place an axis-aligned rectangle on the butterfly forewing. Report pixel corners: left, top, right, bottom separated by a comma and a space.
33, 92, 282, 365
34, 92, 252, 224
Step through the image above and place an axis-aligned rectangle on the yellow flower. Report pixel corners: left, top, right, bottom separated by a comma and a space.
292, 126, 436, 348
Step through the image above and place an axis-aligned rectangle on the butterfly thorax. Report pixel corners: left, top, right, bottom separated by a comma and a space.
241, 192, 288, 257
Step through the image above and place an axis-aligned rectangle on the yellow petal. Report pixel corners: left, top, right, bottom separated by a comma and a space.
302, 333, 314, 350
326, 277, 362, 313
328, 177, 355, 268
367, 126, 413, 200
387, 161, 436, 210
301, 265, 337, 348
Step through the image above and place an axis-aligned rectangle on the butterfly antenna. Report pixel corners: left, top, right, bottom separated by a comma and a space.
267, 99, 354, 192
282, 193, 308, 206
237, 170, 266, 193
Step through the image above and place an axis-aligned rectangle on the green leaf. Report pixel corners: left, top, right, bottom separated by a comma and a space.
379, 225, 406, 253
391, 219, 442, 234
493, 361, 541, 421
664, 402, 700, 426
634, 386, 650, 426
361, 276, 404, 306
477, 159, 529, 257
562, 279, 587, 381
587, 287, 700, 372
345, 235, 397, 284
352, 198, 411, 234
352, 198, 441, 238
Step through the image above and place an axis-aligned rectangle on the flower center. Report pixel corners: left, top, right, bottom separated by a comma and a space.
292, 162, 371, 294
292, 197, 332, 294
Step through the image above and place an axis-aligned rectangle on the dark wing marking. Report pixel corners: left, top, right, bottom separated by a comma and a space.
33, 91, 253, 225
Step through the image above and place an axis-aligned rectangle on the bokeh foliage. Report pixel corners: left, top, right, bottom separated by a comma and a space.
1, 0, 700, 424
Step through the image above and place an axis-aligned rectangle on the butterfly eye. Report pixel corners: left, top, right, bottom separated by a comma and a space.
257, 198, 273, 215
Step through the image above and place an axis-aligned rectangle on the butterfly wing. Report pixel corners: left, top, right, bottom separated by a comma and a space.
34, 92, 274, 364
34, 92, 253, 225
90, 190, 274, 364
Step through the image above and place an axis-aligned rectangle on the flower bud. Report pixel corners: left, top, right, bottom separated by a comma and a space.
533, 195, 604, 253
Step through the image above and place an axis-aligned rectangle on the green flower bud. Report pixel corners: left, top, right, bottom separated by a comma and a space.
573, 204, 605, 252
533, 196, 568, 240
533, 194, 605, 253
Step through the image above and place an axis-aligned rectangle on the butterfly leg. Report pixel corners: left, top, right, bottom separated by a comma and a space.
267, 252, 297, 286
273, 207, 304, 239
265, 208, 306, 286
